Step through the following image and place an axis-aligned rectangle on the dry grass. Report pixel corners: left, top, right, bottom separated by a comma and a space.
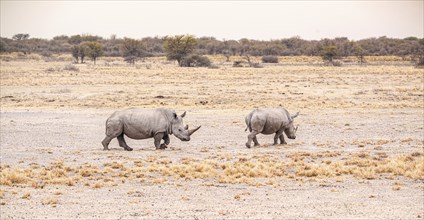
0, 154, 422, 188
92, 181, 104, 189
1, 57, 422, 110
41, 197, 59, 206
21, 192, 31, 199
52, 190, 63, 195
0, 167, 31, 185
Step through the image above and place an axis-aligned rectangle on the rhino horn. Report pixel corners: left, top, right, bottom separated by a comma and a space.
188, 125, 201, 136
291, 111, 300, 119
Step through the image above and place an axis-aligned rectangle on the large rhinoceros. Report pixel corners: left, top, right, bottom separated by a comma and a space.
245, 108, 299, 148
102, 108, 201, 151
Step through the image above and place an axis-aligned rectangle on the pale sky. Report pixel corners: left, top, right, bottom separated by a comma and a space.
1, 1, 423, 40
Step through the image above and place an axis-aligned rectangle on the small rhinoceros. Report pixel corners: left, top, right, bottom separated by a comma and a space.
102, 108, 201, 151
245, 108, 299, 148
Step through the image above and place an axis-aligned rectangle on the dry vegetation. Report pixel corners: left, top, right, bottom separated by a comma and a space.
1, 54, 422, 110
0, 54, 423, 219
1, 152, 422, 190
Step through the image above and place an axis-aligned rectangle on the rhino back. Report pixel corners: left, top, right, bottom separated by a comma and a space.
117, 108, 171, 139
252, 108, 291, 134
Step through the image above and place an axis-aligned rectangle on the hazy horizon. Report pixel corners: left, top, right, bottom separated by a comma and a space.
1, 1, 423, 41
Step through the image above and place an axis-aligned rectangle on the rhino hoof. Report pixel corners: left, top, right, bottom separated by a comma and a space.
103, 147, 110, 151
245, 143, 251, 148
160, 144, 168, 149
125, 147, 133, 151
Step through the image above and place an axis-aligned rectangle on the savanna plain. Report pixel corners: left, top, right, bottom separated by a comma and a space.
0, 54, 423, 219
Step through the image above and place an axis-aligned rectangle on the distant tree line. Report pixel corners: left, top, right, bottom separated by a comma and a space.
1, 34, 423, 64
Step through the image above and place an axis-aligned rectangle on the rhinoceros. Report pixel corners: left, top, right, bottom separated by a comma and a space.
245, 108, 299, 148
102, 108, 201, 151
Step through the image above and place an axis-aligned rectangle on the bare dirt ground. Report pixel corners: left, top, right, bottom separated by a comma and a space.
0, 56, 423, 219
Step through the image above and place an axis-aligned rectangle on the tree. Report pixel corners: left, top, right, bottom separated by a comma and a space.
163, 35, 197, 66
321, 46, 338, 63
68, 35, 82, 45
121, 38, 149, 65
354, 45, 366, 64
0, 39, 8, 52
12, 33, 30, 41
71, 44, 89, 63
223, 50, 231, 62
71, 45, 80, 63
85, 42, 103, 64
416, 38, 424, 66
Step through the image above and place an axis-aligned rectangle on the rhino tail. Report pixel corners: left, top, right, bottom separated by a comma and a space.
245, 112, 253, 132
245, 121, 250, 132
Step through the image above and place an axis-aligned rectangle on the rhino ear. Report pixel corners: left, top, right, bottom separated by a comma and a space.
181, 111, 186, 118
291, 111, 300, 119
173, 113, 177, 119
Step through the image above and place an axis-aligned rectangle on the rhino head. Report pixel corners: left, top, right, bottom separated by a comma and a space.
171, 111, 201, 141
284, 111, 299, 139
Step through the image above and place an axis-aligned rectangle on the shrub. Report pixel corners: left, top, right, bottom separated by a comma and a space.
121, 38, 150, 65
208, 64, 219, 69
180, 54, 211, 67
321, 46, 338, 62
331, 60, 343, 67
251, 63, 263, 68
233, 60, 245, 67
63, 64, 79, 72
262, 56, 278, 63
416, 56, 424, 67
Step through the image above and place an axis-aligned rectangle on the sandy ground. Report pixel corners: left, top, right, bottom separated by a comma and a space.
0, 57, 423, 219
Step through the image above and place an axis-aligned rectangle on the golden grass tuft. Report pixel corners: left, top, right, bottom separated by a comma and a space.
92, 181, 104, 189
104, 162, 126, 170
41, 197, 59, 206
52, 190, 63, 195
0, 167, 31, 185
21, 192, 31, 199
151, 178, 166, 184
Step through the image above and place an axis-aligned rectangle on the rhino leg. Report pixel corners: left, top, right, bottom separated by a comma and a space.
248, 127, 260, 146
154, 132, 166, 150
253, 136, 260, 146
273, 134, 279, 145
102, 136, 113, 150
117, 134, 133, 151
274, 130, 284, 145
160, 134, 170, 149
279, 134, 287, 145
103, 118, 124, 150
246, 131, 259, 148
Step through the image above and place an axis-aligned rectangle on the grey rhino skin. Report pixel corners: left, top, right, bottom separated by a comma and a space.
245, 108, 299, 148
102, 108, 201, 151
